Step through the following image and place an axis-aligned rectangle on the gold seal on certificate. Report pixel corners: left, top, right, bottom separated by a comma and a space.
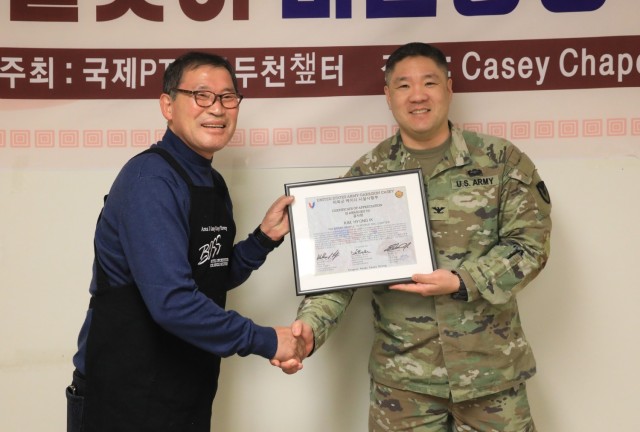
285, 169, 436, 295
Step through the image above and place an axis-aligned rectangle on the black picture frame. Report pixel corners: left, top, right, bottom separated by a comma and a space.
285, 169, 436, 295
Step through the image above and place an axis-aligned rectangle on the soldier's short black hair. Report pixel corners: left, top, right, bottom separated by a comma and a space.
384, 42, 449, 84
163, 51, 239, 97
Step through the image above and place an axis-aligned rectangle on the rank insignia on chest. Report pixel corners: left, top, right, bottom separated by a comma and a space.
429, 199, 449, 221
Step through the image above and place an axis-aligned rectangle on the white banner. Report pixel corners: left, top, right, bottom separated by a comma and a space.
2, 1, 639, 169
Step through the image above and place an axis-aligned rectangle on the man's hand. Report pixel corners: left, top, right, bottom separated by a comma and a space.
271, 320, 314, 375
272, 326, 304, 374
259, 195, 294, 241
388, 269, 460, 296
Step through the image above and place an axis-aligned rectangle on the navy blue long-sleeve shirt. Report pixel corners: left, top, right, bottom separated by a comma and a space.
73, 129, 277, 374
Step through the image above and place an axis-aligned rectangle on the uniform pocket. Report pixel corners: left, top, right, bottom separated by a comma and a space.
66, 385, 84, 432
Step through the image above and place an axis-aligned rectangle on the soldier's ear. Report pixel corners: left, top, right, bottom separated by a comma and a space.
384, 86, 391, 109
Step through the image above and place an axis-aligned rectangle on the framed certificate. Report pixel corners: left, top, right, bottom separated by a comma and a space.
285, 169, 436, 295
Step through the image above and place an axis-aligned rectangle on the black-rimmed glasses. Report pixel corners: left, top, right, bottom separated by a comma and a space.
172, 88, 243, 109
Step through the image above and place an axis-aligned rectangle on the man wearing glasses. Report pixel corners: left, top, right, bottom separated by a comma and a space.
66, 52, 304, 432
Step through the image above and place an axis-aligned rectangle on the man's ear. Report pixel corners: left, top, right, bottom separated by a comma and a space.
384, 85, 391, 109
159, 93, 173, 121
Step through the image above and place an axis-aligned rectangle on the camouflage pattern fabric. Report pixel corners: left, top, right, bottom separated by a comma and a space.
297, 124, 552, 402
369, 379, 536, 432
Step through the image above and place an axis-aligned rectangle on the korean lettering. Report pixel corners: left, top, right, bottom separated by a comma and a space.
321, 55, 343, 86
235, 57, 258, 88
291, 53, 316, 84
30, 57, 54, 89
96, 0, 162, 22
112, 58, 137, 89
10, 0, 78, 22
261, 56, 286, 88
0, 57, 26, 89
83, 58, 109, 90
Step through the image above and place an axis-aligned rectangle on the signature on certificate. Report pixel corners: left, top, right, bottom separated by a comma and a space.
317, 250, 340, 261
384, 242, 412, 252
351, 248, 371, 256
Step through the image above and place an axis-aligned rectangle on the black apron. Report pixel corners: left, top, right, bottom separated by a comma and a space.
83, 147, 235, 432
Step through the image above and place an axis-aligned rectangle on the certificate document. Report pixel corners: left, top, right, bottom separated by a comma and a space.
307, 187, 416, 275
285, 169, 436, 295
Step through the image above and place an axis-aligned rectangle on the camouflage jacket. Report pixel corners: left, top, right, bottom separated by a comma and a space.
296, 125, 552, 402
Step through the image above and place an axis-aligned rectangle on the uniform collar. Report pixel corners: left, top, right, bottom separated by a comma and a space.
389, 122, 471, 175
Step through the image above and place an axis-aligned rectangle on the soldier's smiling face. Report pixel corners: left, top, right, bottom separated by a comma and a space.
384, 56, 453, 150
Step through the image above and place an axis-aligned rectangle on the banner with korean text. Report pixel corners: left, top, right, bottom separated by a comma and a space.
1, 0, 639, 169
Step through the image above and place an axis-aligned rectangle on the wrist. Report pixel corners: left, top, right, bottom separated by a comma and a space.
253, 225, 284, 250
450, 270, 468, 301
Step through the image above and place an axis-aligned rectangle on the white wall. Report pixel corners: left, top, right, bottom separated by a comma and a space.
1, 156, 639, 431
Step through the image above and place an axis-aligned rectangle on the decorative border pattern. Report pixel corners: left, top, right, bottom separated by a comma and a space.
1, 118, 639, 149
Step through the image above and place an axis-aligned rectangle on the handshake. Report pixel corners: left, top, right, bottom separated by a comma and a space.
270, 320, 314, 374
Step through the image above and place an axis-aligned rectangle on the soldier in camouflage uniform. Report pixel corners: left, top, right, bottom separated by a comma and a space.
280, 43, 552, 431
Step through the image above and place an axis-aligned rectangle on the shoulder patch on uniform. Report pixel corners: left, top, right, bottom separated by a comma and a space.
536, 181, 551, 204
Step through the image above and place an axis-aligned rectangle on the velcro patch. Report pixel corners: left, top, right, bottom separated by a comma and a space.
429, 199, 448, 220
451, 175, 498, 189
536, 181, 551, 204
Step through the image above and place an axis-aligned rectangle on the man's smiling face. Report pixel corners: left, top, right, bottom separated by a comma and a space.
384, 56, 453, 150
160, 65, 239, 159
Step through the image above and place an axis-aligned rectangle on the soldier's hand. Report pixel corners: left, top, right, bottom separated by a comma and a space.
270, 320, 314, 375
388, 269, 460, 297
